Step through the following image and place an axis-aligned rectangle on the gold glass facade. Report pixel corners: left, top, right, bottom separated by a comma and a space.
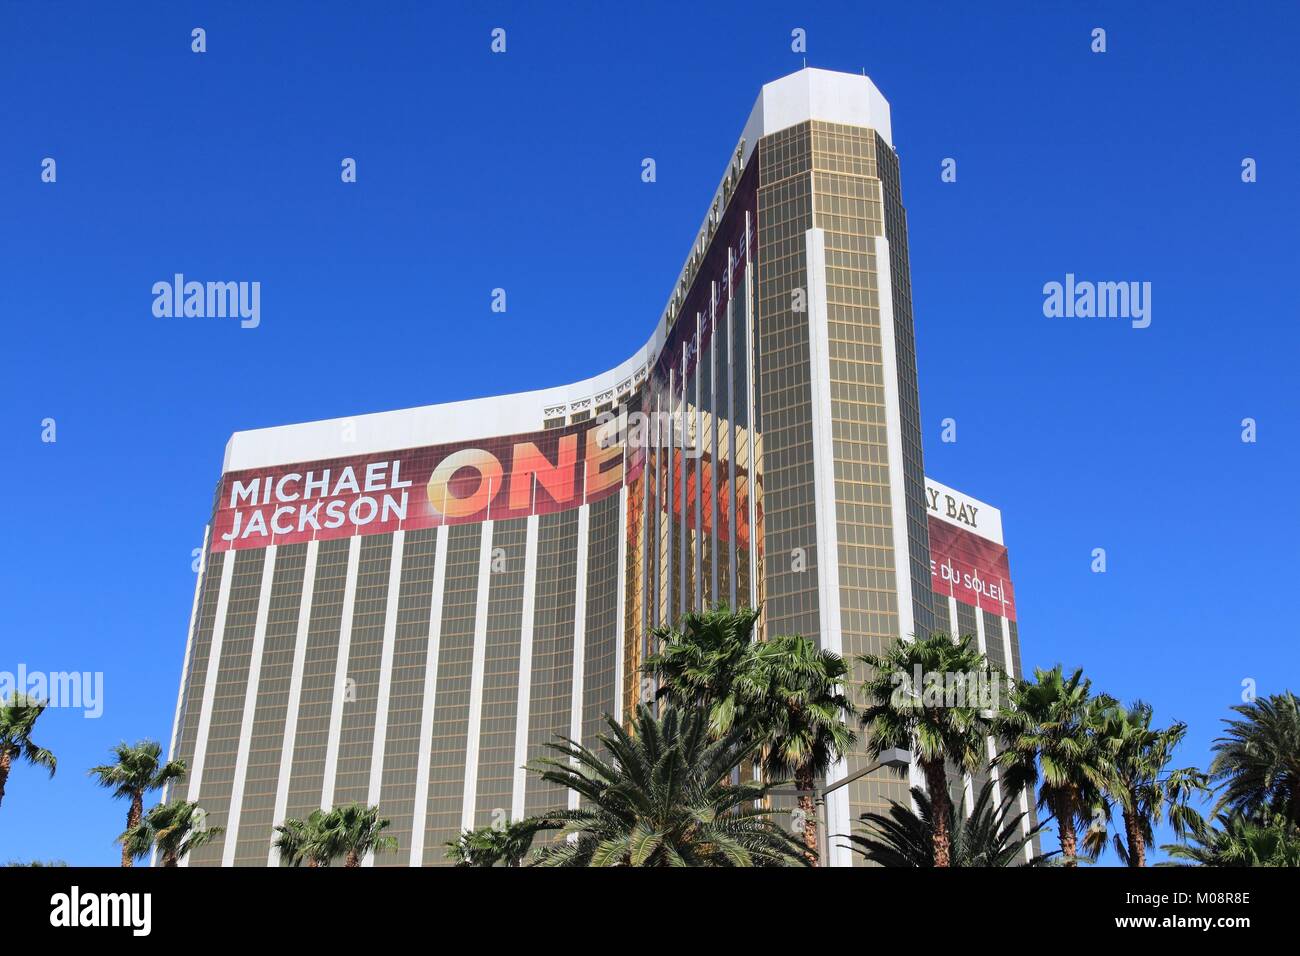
375, 528, 439, 864
168, 71, 1025, 867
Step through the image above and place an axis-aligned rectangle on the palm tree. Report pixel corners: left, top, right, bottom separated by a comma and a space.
0, 694, 57, 808
89, 740, 187, 867
273, 809, 332, 867
121, 799, 222, 866
1209, 691, 1300, 827
648, 608, 858, 862
1098, 702, 1210, 866
316, 804, 398, 867
4, 859, 69, 867
842, 779, 1052, 867
859, 632, 999, 867
529, 705, 808, 866
1161, 811, 1300, 867
644, 605, 765, 737
445, 819, 549, 867
993, 665, 1117, 867
274, 805, 396, 866
748, 635, 857, 863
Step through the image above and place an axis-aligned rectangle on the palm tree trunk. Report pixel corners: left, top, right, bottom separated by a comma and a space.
162, 851, 179, 867
1053, 794, 1078, 866
345, 850, 360, 867
920, 759, 952, 867
0, 747, 11, 808
795, 763, 818, 865
1123, 803, 1145, 867
122, 792, 144, 867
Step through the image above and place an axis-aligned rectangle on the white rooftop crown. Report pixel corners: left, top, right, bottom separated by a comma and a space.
740, 67, 893, 162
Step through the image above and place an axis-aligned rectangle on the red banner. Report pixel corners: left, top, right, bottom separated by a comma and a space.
927, 517, 1017, 621
211, 419, 628, 552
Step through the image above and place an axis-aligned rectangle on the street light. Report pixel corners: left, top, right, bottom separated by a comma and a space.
767, 748, 911, 866
816, 748, 911, 867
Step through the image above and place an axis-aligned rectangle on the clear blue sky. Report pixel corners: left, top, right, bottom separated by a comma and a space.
2, 2, 1296, 865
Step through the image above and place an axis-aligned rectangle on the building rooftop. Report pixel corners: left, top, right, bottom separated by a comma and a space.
223, 67, 895, 475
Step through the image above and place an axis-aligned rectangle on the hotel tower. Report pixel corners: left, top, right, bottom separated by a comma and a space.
166, 67, 1031, 866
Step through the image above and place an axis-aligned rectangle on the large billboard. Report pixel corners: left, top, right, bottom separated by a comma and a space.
925, 479, 1017, 621
211, 419, 628, 553
211, 415, 750, 554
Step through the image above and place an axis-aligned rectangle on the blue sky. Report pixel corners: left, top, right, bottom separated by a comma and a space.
2, 2, 1296, 865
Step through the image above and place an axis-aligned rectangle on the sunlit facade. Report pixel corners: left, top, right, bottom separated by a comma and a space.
166, 68, 1028, 866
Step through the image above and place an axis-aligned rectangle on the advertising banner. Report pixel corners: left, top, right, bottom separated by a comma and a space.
211, 418, 628, 553
927, 516, 1017, 621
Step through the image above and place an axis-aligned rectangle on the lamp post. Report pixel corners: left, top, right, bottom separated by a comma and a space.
768, 748, 911, 866
815, 748, 911, 867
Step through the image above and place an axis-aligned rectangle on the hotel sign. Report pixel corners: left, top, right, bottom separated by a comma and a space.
924, 478, 1003, 544
924, 478, 1016, 621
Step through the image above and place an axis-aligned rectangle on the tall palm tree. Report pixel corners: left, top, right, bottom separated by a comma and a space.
529, 705, 808, 866
316, 804, 398, 867
1098, 702, 1210, 866
121, 799, 222, 866
89, 740, 187, 867
1209, 691, 1300, 827
748, 635, 857, 863
993, 665, 1117, 867
842, 779, 1053, 867
0, 694, 57, 808
644, 605, 764, 737
859, 632, 998, 867
648, 607, 858, 862
273, 809, 331, 867
1161, 810, 1300, 867
445, 819, 549, 867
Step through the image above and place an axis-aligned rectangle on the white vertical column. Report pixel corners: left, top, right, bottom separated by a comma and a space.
1000, 615, 1016, 679
873, 232, 929, 811
665, 371, 675, 623
409, 524, 450, 867
953, 595, 975, 816
320, 535, 362, 809
184, 547, 236, 805
460, 522, 495, 833
709, 280, 719, 607
972, 608, 1003, 808
511, 516, 541, 822
874, 233, 916, 643
179, 548, 235, 868
1002, 612, 1034, 861
641, 426, 652, 657
222, 545, 279, 865
649, 392, 658, 632
165, 526, 209, 801
725, 249, 738, 611
678, 347, 688, 618
613, 487, 628, 722
694, 312, 704, 613
804, 227, 852, 867
268, 539, 319, 865
362, 530, 406, 865
568, 506, 591, 810
744, 216, 760, 610
159, 526, 210, 867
